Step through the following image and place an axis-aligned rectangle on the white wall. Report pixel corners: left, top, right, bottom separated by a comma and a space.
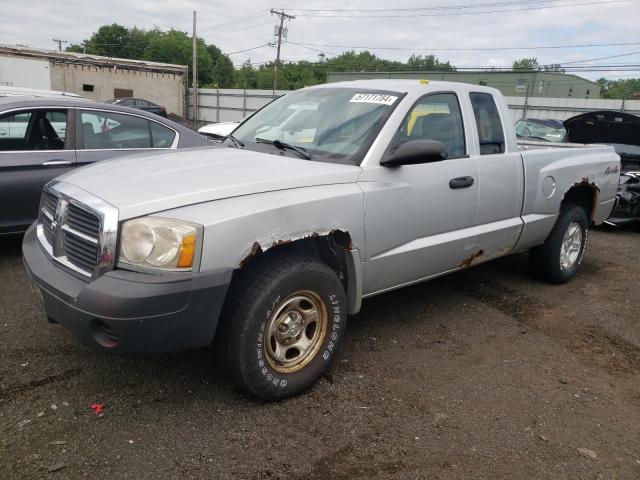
0, 56, 51, 89
505, 96, 640, 122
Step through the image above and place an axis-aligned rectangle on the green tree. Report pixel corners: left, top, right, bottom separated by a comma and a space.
212, 54, 235, 87
596, 77, 640, 99
235, 59, 258, 88
143, 29, 214, 85
512, 57, 539, 71
206, 44, 223, 66
82, 24, 132, 57
406, 54, 455, 71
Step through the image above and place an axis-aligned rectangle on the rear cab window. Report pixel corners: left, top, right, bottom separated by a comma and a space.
469, 93, 505, 155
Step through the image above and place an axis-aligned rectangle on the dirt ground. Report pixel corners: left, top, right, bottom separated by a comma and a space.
1, 226, 639, 480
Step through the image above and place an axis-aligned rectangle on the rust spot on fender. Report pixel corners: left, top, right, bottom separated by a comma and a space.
460, 249, 484, 268
239, 242, 263, 267
568, 177, 601, 220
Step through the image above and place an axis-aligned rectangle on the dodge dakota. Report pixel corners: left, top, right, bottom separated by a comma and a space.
23, 80, 620, 400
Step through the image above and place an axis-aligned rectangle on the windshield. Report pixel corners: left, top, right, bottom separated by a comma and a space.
229, 88, 402, 165
515, 119, 566, 142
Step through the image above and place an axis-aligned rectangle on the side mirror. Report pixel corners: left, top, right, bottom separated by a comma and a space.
381, 139, 448, 167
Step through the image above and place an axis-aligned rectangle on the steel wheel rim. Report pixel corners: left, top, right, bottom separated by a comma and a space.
560, 222, 583, 270
264, 290, 328, 374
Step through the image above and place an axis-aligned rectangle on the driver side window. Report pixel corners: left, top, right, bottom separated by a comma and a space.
391, 93, 466, 159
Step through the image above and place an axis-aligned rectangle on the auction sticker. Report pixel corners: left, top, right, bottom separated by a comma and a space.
349, 93, 398, 105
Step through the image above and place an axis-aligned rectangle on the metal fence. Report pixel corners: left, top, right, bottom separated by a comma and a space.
189, 87, 640, 126
187, 88, 288, 125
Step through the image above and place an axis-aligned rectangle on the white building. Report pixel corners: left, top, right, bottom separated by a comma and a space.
0, 45, 188, 116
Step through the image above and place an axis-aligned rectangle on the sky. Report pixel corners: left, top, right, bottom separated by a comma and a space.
2, 0, 639, 81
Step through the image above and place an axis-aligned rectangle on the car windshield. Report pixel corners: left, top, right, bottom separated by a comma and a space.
515, 119, 566, 142
228, 87, 402, 165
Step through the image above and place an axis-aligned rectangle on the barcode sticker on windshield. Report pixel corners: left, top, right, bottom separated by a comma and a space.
349, 93, 398, 105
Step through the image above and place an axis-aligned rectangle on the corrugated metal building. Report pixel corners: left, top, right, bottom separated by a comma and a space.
0, 45, 188, 115
327, 71, 601, 99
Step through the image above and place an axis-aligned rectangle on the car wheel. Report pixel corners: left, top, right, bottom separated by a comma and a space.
529, 204, 589, 284
217, 253, 347, 401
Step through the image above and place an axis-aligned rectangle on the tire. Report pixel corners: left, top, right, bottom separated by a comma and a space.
529, 204, 589, 284
216, 253, 347, 401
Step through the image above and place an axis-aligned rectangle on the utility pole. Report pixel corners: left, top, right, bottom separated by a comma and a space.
270, 9, 295, 96
52, 39, 67, 51
192, 11, 198, 126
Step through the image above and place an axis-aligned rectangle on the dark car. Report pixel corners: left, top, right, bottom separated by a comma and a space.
105, 97, 168, 117
564, 110, 640, 224
0, 96, 212, 234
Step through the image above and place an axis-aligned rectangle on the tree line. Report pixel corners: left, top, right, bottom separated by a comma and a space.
68, 24, 638, 99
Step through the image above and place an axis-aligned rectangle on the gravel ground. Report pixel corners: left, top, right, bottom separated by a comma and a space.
1, 226, 639, 479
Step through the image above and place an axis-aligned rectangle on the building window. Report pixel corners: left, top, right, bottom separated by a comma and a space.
82, 84, 94, 92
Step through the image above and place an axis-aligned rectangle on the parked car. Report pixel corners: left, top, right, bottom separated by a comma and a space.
564, 110, 640, 224
0, 86, 82, 98
0, 96, 212, 234
23, 80, 619, 400
515, 118, 566, 142
198, 121, 239, 141
197, 102, 316, 142
105, 97, 168, 117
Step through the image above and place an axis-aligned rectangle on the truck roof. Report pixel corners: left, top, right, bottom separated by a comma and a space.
316, 78, 502, 97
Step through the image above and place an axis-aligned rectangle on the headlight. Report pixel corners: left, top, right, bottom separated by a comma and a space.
118, 217, 201, 271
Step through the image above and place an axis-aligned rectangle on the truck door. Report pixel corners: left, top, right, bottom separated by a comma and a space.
468, 92, 524, 259
358, 92, 480, 295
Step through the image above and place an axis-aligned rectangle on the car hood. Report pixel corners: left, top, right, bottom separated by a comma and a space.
564, 111, 640, 147
59, 147, 362, 220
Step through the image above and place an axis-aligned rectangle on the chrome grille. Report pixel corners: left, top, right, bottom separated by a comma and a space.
43, 191, 58, 216
66, 203, 100, 238
63, 229, 100, 272
36, 183, 118, 279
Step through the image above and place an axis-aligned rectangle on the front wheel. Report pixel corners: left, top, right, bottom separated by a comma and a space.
217, 253, 347, 401
529, 204, 589, 283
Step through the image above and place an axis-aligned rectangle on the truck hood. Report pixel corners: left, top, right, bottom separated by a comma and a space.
60, 147, 362, 219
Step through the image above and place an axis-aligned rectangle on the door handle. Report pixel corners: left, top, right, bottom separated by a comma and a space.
42, 160, 72, 166
449, 176, 475, 189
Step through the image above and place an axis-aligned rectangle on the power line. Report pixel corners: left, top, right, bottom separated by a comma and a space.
292, 0, 637, 18
199, 10, 269, 33
286, 0, 586, 12
285, 41, 338, 57
200, 20, 275, 38
226, 44, 271, 55
561, 51, 640, 64
290, 41, 640, 52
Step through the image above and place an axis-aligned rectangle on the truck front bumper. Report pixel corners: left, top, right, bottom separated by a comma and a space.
22, 225, 232, 354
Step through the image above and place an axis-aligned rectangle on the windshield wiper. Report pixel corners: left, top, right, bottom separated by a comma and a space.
254, 138, 311, 160
226, 134, 244, 148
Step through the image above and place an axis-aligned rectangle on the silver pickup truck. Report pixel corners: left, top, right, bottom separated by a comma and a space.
23, 80, 620, 400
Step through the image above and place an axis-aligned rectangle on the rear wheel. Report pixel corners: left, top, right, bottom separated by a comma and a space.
530, 204, 589, 283
217, 253, 347, 401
